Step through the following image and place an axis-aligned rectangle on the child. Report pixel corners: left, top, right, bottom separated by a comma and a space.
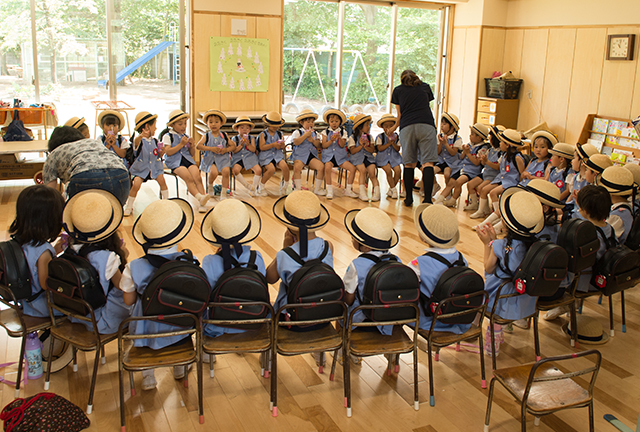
124, 112, 168, 216
545, 142, 574, 202
266, 191, 333, 365
434, 113, 463, 195
197, 110, 235, 200
437, 122, 489, 207
524, 179, 564, 243
121, 198, 195, 390
257, 111, 289, 196
8, 185, 65, 317
624, 162, 640, 208
520, 130, 555, 186
599, 166, 635, 243
64, 116, 91, 139
476, 188, 544, 355
62, 190, 134, 333
564, 143, 598, 219
97, 110, 129, 166
321, 108, 357, 199
375, 114, 403, 199
290, 109, 325, 195
230, 117, 263, 196
465, 125, 503, 211
411, 204, 472, 335
348, 114, 380, 202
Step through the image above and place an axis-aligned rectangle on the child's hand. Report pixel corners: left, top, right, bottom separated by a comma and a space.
437, 133, 447, 145
187, 137, 194, 148
476, 223, 497, 244
179, 136, 189, 147
278, 139, 285, 149
53, 233, 69, 255
283, 229, 296, 248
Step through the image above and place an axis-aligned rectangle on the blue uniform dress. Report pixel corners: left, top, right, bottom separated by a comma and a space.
374, 133, 403, 168
273, 237, 333, 314
343, 251, 396, 335
290, 128, 319, 163
538, 224, 560, 244
321, 127, 350, 166
201, 246, 266, 338
460, 143, 487, 179
441, 135, 463, 175
484, 239, 537, 320
548, 167, 568, 199
574, 223, 613, 292
482, 148, 501, 181
230, 135, 260, 168
100, 134, 130, 168
258, 130, 285, 166
200, 131, 231, 173
163, 130, 196, 170
608, 203, 634, 244
491, 153, 525, 188
347, 134, 375, 166
519, 158, 548, 186
409, 248, 472, 334
129, 137, 164, 180
20, 242, 56, 317
126, 248, 195, 349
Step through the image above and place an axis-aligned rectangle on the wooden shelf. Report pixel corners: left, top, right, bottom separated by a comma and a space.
579, 113, 640, 160
586, 130, 640, 141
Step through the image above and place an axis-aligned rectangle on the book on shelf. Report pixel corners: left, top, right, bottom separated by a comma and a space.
605, 120, 627, 145
592, 117, 609, 133
588, 138, 604, 152
619, 126, 640, 148
590, 132, 606, 142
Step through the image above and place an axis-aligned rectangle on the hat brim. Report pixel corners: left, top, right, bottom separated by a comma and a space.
65, 117, 86, 129
470, 124, 488, 139
499, 188, 544, 236
98, 110, 125, 133
562, 321, 609, 345
63, 189, 123, 243
272, 195, 330, 232
531, 130, 558, 146
344, 209, 399, 251
413, 203, 460, 248
323, 109, 346, 125
167, 112, 189, 126
519, 184, 564, 208
232, 120, 255, 131
135, 114, 158, 132
296, 112, 318, 123
132, 198, 194, 249
498, 131, 522, 147
203, 111, 227, 125
262, 115, 285, 127
352, 115, 372, 131
442, 113, 459, 132
377, 115, 397, 129
548, 148, 573, 159
201, 201, 262, 247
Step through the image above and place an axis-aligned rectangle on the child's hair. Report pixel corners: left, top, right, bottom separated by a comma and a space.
489, 132, 501, 149
78, 231, 127, 272
441, 116, 459, 145
577, 185, 611, 221
135, 118, 156, 134
9, 185, 65, 246
353, 122, 369, 142
78, 124, 89, 135
504, 144, 521, 164
327, 113, 341, 123
48, 126, 85, 151
101, 114, 121, 129
533, 136, 553, 150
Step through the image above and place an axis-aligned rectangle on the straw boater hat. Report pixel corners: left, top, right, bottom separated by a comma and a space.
413, 204, 460, 249
262, 111, 286, 127
490, 125, 506, 137
598, 166, 635, 196
344, 208, 399, 251
548, 142, 574, 159
132, 198, 194, 251
470, 123, 489, 140
166, 109, 189, 126
97, 110, 125, 132
562, 315, 609, 345
499, 188, 544, 236
576, 143, 599, 161
441, 113, 459, 132
134, 111, 158, 132
377, 114, 397, 129
522, 179, 564, 208
352, 113, 372, 131
64, 117, 86, 129
585, 154, 613, 174
323, 108, 346, 125
623, 163, 640, 187
295, 109, 318, 124
498, 129, 523, 147
203, 109, 227, 125
232, 116, 255, 131
273, 190, 330, 257
62, 189, 123, 243
531, 130, 558, 147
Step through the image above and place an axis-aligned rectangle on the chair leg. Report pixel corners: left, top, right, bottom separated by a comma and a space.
86, 347, 102, 414
608, 295, 615, 337
490, 318, 497, 371
101, 346, 106, 365
15, 335, 27, 397
620, 291, 626, 333
329, 349, 338, 381
569, 302, 578, 348
484, 378, 497, 431
345, 347, 351, 417
479, 333, 486, 389
521, 404, 528, 432
119, 365, 126, 431
197, 357, 203, 424
533, 312, 541, 361
72, 347, 78, 372
413, 344, 419, 411
44, 334, 55, 391
271, 349, 278, 416
588, 401, 595, 432
428, 342, 435, 407
129, 371, 135, 396
209, 353, 214, 378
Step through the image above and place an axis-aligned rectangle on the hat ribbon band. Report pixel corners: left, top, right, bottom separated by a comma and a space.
525, 187, 562, 207
168, 113, 185, 124
214, 222, 252, 245
503, 195, 535, 235
142, 212, 186, 248
71, 119, 83, 128
137, 113, 156, 129
599, 177, 634, 192
566, 327, 604, 342
350, 219, 391, 250
500, 132, 521, 146
68, 208, 115, 242
471, 125, 487, 139
264, 116, 284, 125
284, 208, 319, 259
585, 159, 605, 173
577, 144, 588, 160
418, 215, 451, 246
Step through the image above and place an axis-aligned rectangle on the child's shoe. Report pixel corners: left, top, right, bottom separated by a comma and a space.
391, 187, 398, 199
443, 196, 457, 207
544, 305, 570, 321
199, 205, 208, 213
513, 318, 530, 329
327, 189, 334, 199
386, 189, 394, 198
484, 326, 502, 357
344, 187, 358, 198
279, 180, 288, 195
464, 194, 478, 211
433, 194, 445, 205
173, 364, 192, 380
256, 185, 268, 197
123, 205, 132, 217
314, 188, 327, 196
312, 352, 326, 367
371, 186, 380, 202
141, 370, 157, 390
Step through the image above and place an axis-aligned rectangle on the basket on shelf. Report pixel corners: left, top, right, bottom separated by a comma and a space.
484, 78, 523, 99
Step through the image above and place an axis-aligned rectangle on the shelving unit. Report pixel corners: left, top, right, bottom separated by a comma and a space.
578, 114, 640, 161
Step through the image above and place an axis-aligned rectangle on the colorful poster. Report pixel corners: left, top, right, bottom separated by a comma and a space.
210, 37, 270, 92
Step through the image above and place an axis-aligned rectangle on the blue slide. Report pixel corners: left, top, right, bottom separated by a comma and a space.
99, 40, 174, 87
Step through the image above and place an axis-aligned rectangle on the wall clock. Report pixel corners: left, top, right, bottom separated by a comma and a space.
606, 34, 636, 61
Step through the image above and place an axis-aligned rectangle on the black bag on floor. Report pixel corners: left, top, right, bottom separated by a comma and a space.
591, 227, 640, 296
3, 110, 32, 142
624, 210, 640, 252
0, 239, 32, 300
512, 241, 568, 297
556, 218, 599, 273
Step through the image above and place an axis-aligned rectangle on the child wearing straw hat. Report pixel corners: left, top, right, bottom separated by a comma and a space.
159, 109, 210, 212
64, 116, 91, 139
476, 188, 544, 355
257, 111, 290, 196
563, 143, 599, 219
434, 113, 463, 197
545, 142, 574, 202
62, 189, 134, 334
321, 108, 357, 199
624, 162, 640, 208
98, 110, 129, 166
375, 114, 404, 199
599, 165, 635, 243
230, 116, 263, 196
464, 125, 503, 212
348, 114, 381, 201
120, 198, 196, 390
124, 112, 168, 216
291, 109, 325, 195
197, 110, 236, 200
200, 199, 265, 339
519, 130, 556, 187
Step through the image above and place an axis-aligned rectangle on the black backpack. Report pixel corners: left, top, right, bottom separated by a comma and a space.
3, 111, 32, 141
591, 227, 640, 296
624, 205, 640, 251
421, 252, 485, 324
141, 249, 211, 326
511, 241, 568, 297
556, 218, 599, 273
0, 239, 33, 300
358, 254, 419, 322
124, 137, 141, 167
283, 241, 344, 323
209, 251, 270, 329
47, 249, 106, 315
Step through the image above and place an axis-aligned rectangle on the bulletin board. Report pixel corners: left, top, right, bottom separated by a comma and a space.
210, 37, 270, 92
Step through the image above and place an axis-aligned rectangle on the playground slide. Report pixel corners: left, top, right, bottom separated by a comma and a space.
98, 40, 174, 87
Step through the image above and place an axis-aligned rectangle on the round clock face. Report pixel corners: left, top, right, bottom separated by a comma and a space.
610, 37, 629, 58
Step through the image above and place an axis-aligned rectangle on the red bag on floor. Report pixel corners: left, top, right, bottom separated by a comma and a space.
0, 393, 90, 432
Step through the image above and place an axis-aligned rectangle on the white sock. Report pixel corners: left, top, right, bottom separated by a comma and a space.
161, 189, 169, 200
359, 185, 366, 195
294, 179, 302, 190
252, 175, 261, 190
327, 185, 333, 194
346, 184, 352, 193
142, 369, 155, 378
314, 178, 323, 192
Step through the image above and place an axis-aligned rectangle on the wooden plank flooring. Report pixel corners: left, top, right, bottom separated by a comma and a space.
0, 172, 639, 431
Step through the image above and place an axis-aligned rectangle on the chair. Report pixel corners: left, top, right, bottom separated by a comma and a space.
574, 288, 627, 337
345, 303, 420, 416
201, 301, 274, 379
484, 349, 601, 432
417, 291, 488, 406
271, 301, 347, 417
44, 291, 117, 414
163, 167, 180, 198
117, 313, 203, 431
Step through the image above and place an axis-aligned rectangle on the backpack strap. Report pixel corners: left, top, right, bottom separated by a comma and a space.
423, 252, 464, 268
283, 241, 328, 265
358, 253, 397, 264
595, 226, 616, 249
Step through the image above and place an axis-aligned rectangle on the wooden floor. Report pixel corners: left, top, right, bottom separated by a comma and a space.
0, 172, 639, 432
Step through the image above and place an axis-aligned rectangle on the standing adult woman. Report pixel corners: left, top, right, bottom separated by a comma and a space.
390, 70, 438, 206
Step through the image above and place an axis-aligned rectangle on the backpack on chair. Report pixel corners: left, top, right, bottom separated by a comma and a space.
556, 218, 599, 273
511, 241, 568, 297
591, 227, 640, 296
0, 239, 33, 301
358, 254, 419, 322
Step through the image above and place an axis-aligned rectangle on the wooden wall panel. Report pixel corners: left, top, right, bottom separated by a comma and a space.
255, 17, 283, 112
459, 27, 481, 132
540, 28, 576, 141
477, 28, 506, 97
564, 28, 607, 144
502, 29, 523, 77
219, 16, 257, 112
598, 27, 639, 119
192, 13, 221, 116
446, 28, 467, 123
517, 28, 549, 131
